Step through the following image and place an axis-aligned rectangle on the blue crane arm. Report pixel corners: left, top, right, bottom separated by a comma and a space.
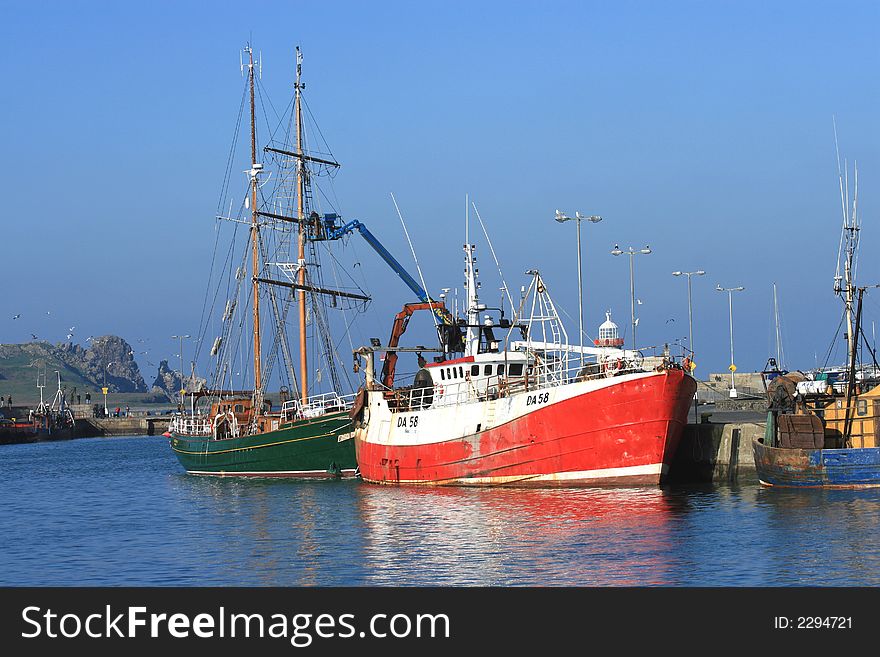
326, 217, 454, 327
330, 220, 428, 301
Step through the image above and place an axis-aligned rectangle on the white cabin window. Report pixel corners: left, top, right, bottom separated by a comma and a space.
484, 364, 493, 376
509, 363, 523, 376
440, 369, 446, 381
471, 364, 480, 376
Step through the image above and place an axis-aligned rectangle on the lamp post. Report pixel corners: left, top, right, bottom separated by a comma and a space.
103, 362, 114, 416
611, 244, 652, 350
556, 210, 602, 367
671, 270, 705, 368
716, 285, 745, 397
171, 334, 191, 406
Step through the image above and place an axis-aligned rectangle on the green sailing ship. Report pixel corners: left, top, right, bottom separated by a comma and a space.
170, 45, 369, 477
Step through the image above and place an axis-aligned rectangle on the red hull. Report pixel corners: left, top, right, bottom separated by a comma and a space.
355, 369, 696, 486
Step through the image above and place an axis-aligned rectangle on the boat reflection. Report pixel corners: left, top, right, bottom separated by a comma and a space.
753, 485, 880, 585
167, 475, 369, 586
355, 485, 687, 585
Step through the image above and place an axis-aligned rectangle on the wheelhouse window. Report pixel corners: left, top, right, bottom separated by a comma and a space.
441, 369, 446, 381
484, 364, 493, 376
509, 363, 524, 376
471, 364, 480, 376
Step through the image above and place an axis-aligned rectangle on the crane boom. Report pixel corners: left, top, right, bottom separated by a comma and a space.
319, 215, 454, 327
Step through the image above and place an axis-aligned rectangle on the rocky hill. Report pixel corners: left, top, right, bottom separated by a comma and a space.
150, 359, 207, 402
57, 336, 147, 392
0, 336, 148, 402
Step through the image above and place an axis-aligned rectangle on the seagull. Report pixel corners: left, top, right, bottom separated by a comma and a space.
31, 333, 38, 340
12, 314, 20, 320
66, 333, 74, 339
666, 318, 675, 324
68, 326, 75, 332
85, 336, 94, 342
46, 311, 51, 316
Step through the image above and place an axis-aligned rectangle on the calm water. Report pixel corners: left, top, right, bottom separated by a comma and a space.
2, 436, 880, 586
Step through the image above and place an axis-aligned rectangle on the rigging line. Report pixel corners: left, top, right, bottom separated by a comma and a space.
262, 234, 300, 395
301, 95, 338, 166
255, 75, 286, 140
202, 222, 242, 371
316, 239, 370, 295
321, 241, 359, 389
198, 81, 247, 364
216, 78, 249, 215
471, 201, 516, 317
821, 311, 847, 370
390, 192, 438, 331
254, 77, 280, 154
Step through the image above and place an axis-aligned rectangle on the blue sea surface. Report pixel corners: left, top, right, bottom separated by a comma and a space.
2, 436, 880, 586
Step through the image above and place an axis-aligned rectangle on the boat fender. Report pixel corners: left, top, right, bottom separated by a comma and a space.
349, 387, 367, 421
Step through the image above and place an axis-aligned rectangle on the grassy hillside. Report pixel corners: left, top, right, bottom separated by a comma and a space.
0, 341, 158, 406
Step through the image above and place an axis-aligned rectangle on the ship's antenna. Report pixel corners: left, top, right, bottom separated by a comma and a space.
471, 201, 515, 317
833, 116, 846, 291
391, 192, 438, 330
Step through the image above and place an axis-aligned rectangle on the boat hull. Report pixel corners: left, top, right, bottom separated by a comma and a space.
355, 369, 696, 486
753, 438, 880, 488
170, 411, 357, 478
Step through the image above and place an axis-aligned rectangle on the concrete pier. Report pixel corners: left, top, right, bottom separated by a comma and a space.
667, 418, 764, 484
76, 416, 170, 437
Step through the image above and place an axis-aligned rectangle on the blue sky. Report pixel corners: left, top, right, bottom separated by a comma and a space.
2, 0, 880, 385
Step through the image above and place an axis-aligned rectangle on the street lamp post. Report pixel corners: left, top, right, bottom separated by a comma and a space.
671, 270, 705, 367
611, 244, 652, 350
171, 334, 191, 406
716, 285, 745, 397
555, 210, 602, 367
103, 362, 114, 416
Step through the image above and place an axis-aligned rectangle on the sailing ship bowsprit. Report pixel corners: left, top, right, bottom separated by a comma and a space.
170, 46, 369, 477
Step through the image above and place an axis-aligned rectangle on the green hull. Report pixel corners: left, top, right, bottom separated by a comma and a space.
170, 411, 357, 478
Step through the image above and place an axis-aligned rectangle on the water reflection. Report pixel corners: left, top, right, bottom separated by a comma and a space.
4, 437, 880, 585
752, 486, 880, 585
356, 486, 685, 585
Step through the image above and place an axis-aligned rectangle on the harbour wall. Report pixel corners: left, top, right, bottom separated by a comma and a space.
75, 416, 170, 437
667, 420, 764, 484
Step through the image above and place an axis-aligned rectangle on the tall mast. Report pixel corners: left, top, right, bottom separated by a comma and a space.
773, 283, 782, 367
295, 46, 308, 404
248, 45, 263, 394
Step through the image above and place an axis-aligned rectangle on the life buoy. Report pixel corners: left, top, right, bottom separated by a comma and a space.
603, 359, 624, 376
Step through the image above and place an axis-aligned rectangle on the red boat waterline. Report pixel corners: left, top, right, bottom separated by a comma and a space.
355, 368, 696, 487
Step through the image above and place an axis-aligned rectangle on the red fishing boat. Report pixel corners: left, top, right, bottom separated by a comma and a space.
351, 240, 696, 486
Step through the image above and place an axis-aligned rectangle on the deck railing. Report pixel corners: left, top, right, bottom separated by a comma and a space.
281, 391, 358, 421
385, 354, 678, 412
169, 414, 212, 436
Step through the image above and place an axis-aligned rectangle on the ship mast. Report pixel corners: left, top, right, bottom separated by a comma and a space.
247, 46, 263, 395
295, 46, 308, 404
